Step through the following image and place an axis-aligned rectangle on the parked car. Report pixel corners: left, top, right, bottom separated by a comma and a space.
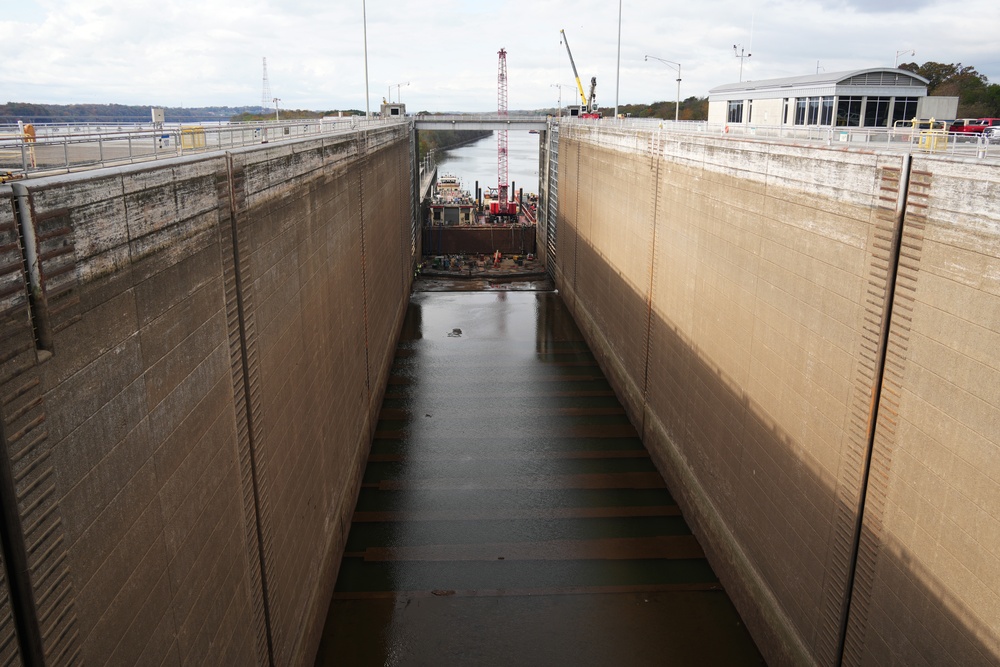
986, 126, 1000, 142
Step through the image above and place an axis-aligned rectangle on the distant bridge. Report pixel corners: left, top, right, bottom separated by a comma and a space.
413, 114, 548, 131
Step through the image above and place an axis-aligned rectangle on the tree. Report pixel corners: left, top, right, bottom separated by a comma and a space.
898, 61, 998, 116
597, 97, 709, 121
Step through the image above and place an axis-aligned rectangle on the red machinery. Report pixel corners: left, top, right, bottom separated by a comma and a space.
492, 48, 517, 218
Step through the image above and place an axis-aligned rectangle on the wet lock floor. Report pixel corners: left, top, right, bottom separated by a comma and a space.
316, 283, 764, 666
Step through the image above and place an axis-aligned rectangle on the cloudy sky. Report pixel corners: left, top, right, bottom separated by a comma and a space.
2, 0, 998, 112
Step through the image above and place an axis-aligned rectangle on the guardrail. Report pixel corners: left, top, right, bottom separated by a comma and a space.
0, 117, 408, 178
5, 114, 995, 179
577, 117, 1000, 160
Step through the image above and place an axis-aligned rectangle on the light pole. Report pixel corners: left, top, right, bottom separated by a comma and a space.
894, 49, 915, 68
273, 97, 281, 121
363, 0, 370, 119
551, 84, 576, 118
645, 56, 681, 122
391, 81, 410, 103
614, 0, 622, 119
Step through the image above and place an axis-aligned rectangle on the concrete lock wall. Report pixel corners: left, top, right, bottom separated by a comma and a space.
0, 125, 413, 665
550, 125, 1000, 665
842, 155, 1000, 666
0, 185, 25, 667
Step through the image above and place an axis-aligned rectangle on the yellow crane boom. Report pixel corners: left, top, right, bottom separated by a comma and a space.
560, 29, 589, 108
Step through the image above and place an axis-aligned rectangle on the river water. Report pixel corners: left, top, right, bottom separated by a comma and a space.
434, 130, 541, 197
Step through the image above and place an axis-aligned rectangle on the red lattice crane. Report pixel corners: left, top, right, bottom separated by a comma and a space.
492, 48, 516, 217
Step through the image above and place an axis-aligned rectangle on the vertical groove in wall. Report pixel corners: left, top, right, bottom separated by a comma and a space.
357, 135, 373, 416
1, 190, 80, 667
19, 206, 81, 343
840, 165, 928, 667
572, 134, 580, 289
218, 158, 275, 667
404, 128, 410, 275
815, 158, 910, 665
407, 124, 418, 267
641, 130, 663, 411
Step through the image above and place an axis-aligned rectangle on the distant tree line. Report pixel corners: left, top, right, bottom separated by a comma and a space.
418, 129, 492, 161
230, 109, 366, 122
898, 62, 999, 117
598, 97, 709, 121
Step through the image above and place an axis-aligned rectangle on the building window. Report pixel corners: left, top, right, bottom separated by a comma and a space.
807, 97, 820, 124
836, 96, 862, 126
728, 100, 744, 123
864, 96, 891, 127
795, 98, 807, 125
892, 97, 918, 124
821, 96, 835, 125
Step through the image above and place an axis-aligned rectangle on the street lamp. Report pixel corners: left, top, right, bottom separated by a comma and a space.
363, 0, 370, 119
895, 49, 915, 68
273, 97, 281, 121
644, 56, 681, 123
550, 83, 576, 118
390, 81, 410, 103
614, 0, 622, 118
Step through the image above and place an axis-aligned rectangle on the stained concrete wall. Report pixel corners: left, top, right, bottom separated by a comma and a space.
0, 548, 20, 667
0, 186, 25, 667
0, 125, 413, 665
550, 124, 1000, 665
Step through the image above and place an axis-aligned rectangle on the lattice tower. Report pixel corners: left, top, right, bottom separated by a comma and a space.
261, 57, 272, 113
497, 48, 509, 210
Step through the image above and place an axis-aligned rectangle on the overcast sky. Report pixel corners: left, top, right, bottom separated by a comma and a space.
3, 0, 998, 112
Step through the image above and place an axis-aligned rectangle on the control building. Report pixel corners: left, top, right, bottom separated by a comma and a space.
708, 67, 958, 128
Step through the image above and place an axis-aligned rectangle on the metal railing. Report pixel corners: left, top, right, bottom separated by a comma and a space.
412, 113, 549, 130
0, 117, 408, 178
571, 116, 1000, 160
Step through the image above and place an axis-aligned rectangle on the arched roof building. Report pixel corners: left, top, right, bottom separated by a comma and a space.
707, 68, 957, 128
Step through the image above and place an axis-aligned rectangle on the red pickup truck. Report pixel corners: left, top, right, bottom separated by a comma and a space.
949, 118, 1000, 134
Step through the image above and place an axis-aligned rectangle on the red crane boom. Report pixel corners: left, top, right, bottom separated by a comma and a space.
497, 48, 509, 214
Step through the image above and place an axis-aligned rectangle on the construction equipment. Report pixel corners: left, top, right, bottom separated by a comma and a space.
492, 48, 517, 218
559, 29, 600, 118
